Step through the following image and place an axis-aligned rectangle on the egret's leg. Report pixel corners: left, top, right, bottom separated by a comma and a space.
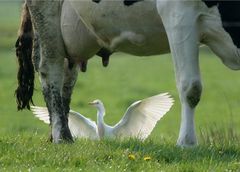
157, 1, 202, 147
27, 1, 73, 143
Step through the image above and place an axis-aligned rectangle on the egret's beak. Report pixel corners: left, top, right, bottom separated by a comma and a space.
88, 102, 95, 106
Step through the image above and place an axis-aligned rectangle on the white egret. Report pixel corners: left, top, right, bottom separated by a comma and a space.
31, 93, 174, 140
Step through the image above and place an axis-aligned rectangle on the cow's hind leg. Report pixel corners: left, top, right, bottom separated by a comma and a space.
157, 1, 202, 147
47, 59, 78, 141
200, 10, 240, 70
62, 59, 78, 121
27, 1, 72, 143
40, 58, 73, 143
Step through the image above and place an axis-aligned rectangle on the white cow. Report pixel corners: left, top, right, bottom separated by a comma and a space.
15, 0, 240, 146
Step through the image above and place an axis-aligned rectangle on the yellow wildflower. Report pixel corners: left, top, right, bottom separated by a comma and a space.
128, 154, 136, 160
144, 156, 151, 161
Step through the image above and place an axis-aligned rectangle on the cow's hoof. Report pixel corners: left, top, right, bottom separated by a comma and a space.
176, 136, 198, 148
48, 131, 53, 143
61, 130, 74, 143
52, 136, 73, 144
52, 127, 73, 144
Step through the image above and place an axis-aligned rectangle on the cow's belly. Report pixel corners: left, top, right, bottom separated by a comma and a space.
67, 0, 170, 56
61, 0, 101, 60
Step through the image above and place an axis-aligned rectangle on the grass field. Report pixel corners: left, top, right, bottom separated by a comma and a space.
1, 2, 240, 171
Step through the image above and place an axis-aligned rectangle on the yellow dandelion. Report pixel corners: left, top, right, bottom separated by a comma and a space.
128, 154, 136, 160
144, 156, 151, 161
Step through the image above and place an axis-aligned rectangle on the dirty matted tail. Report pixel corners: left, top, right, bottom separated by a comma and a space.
15, 2, 35, 110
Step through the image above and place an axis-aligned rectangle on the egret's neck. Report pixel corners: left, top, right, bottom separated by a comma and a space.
97, 105, 105, 123
97, 105, 105, 139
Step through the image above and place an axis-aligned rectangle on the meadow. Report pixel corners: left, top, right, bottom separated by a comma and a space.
0, 2, 240, 171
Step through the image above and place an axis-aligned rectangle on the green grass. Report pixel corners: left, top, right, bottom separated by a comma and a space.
1, 137, 240, 171
1, 2, 240, 171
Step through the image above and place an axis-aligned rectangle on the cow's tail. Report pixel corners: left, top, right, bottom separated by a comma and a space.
15, 2, 35, 110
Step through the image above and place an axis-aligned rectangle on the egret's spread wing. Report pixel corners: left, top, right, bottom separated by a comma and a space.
112, 93, 174, 140
68, 110, 98, 139
31, 106, 98, 139
31, 106, 50, 124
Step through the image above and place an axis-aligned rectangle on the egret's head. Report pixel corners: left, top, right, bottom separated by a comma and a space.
88, 99, 104, 109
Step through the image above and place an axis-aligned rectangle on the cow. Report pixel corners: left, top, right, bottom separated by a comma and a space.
15, 0, 240, 147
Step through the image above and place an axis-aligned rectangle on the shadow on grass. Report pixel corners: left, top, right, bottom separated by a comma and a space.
96, 123, 240, 164
98, 137, 240, 164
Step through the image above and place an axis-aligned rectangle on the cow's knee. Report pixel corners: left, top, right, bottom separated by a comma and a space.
186, 81, 202, 108
180, 80, 202, 108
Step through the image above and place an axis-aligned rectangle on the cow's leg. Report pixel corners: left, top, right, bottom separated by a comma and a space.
32, 33, 40, 71
62, 59, 78, 120
27, 1, 72, 143
157, 1, 201, 147
40, 58, 74, 143
200, 8, 240, 70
